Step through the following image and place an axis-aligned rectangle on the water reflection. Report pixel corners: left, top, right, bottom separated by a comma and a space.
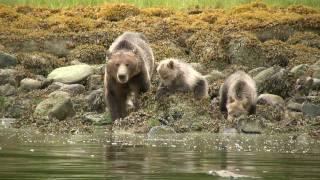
0, 127, 319, 179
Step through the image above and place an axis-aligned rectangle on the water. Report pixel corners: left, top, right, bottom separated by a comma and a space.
0, 127, 320, 179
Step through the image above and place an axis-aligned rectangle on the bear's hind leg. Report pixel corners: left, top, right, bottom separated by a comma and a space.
219, 85, 228, 113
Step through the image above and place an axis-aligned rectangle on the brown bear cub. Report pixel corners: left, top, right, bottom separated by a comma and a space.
219, 71, 257, 120
104, 32, 154, 121
155, 58, 208, 100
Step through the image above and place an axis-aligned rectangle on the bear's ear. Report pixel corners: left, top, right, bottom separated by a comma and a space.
168, 60, 174, 69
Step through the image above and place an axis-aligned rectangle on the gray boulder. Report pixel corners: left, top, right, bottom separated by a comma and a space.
0, 84, 16, 96
0, 52, 17, 68
290, 64, 309, 77
20, 78, 43, 91
301, 103, 320, 117
47, 64, 93, 84
0, 69, 16, 85
34, 91, 75, 120
60, 84, 85, 96
257, 94, 285, 108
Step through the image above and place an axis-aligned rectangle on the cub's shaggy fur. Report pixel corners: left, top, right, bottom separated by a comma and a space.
219, 71, 257, 120
155, 58, 208, 100
104, 32, 154, 121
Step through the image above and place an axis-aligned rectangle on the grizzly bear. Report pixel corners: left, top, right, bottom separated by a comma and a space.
104, 32, 154, 121
155, 58, 208, 100
219, 71, 257, 120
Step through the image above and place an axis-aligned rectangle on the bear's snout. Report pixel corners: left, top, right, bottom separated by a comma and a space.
117, 65, 129, 83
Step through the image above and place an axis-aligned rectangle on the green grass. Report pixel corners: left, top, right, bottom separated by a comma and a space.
0, 0, 319, 9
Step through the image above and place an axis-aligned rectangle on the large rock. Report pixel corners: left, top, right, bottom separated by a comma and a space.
0, 84, 16, 96
147, 126, 176, 139
34, 91, 75, 120
47, 64, 93, 84
20, 78, 43, 91
0, 69, 16, 85
290, 64, 309, 78
301, 103, 320, 117
254, 66, 279, 85
86, 89, 105, 112
0, 52, 17, 68
257, 94, 285, 108
60, 84, 85, 96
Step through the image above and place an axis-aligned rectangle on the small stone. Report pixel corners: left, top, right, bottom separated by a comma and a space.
0, 52, 17, 68
290, 64, 309, 77
237, 117, 263, 134
147, 126, 176, 139
286, 101, 303, 112
0, 84, 16, 96
47, 64, 93, 84
20, 78, 43, 91
0, 69, 17, 85
60, 84, 85, 96
257, 93, 285, 107
301, 103, 320, 117
86, 89, 105, 112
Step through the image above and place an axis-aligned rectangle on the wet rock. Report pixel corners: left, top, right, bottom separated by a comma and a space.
257, 93, 285, 108
301, 103, 320, 117
47, 64, 93, 84
147, 126, 176, 139
34, 91, 75, 120
237, 117, 263, 134
287, 102, 303, 112
67, 44, 106, 64
86, 89, 105, 112
248, 67, 266, 77
20, 78, 42, 91
83, 112, 111, 125
60, 84, 85, 96
87, 74, 103, 91
0, 118, 16, 128
0, 52, 17, 68
0, 84, 16, 96
290, 64, 309, 77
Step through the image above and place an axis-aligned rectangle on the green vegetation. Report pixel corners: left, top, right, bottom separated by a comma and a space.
0, 0, 319, 9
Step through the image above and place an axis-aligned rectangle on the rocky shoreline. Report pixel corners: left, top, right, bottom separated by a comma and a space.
0, 2, 319, 137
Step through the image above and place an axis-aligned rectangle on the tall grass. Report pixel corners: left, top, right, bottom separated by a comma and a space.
0, 0, 319, 9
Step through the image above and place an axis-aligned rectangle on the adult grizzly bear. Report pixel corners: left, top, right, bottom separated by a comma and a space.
104, 32, 154, 121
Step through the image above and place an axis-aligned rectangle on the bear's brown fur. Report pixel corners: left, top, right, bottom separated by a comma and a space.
104, 32, 154, 121
219, 71, 257, 121
155, 58, 208, 100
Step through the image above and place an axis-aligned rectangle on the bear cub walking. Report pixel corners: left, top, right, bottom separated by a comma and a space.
219, 71, 257, 120
156, 58, 208, 100
104, 32, 154, 121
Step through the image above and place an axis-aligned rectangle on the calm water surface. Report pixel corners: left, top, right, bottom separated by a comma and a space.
0, 127, 319, 180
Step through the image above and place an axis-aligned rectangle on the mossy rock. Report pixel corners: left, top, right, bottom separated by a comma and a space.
151, 40, 187, 61
222, 32, 266, 68
97, 4, 140, 21
16, 52, 62, 76
68, 44, 106, 64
